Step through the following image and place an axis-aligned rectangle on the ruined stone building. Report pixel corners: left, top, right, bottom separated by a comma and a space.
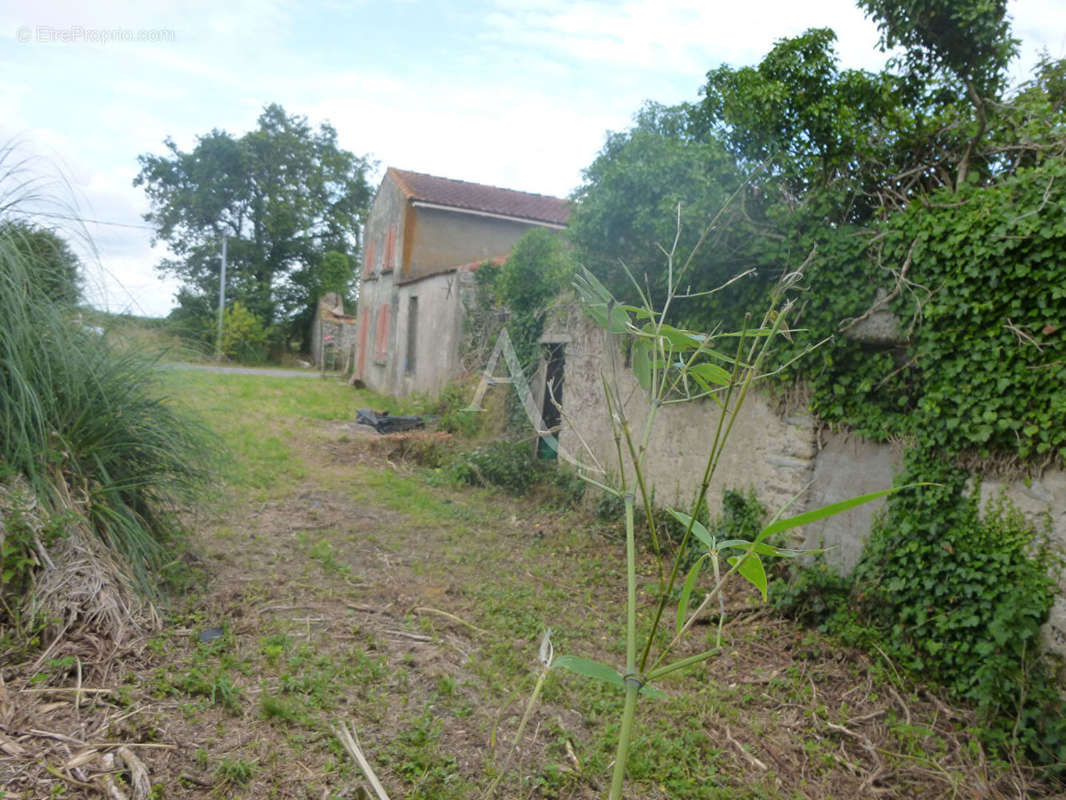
352, 168, 569, 396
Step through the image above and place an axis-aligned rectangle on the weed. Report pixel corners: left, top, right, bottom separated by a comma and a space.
432, 381, 483, 438
215, 757, 256, 786
261, 694, 308, 726
447, 440, 543, 494
383, 709, 473, 800
306, 536, 351, 576
0, 190, 217, 608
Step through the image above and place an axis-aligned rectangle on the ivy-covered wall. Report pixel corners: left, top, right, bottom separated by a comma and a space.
793, 159, 1066, 465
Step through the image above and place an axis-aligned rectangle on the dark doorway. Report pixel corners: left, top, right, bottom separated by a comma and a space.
538, 343, 565, 459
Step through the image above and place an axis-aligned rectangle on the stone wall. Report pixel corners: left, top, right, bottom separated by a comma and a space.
542, 304, 818, 520
544, 300, 1066, 655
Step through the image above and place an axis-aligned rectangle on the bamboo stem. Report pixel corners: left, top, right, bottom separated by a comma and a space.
608, 491, 640, 800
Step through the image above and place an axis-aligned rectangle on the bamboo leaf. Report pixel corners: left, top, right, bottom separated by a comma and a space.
667, 509, 714, 551
620, 304, 653, 319
552, 655, 624, 690
676, 556, 706, 636
551, 656, 664, 697
606, 304, 630, 334
718, 328, 774, 338
689, 362, 732, 387
653, 324, 702, 351
757, 486, 920, 541
728, 552, 767, 601
716, 539, 809, 557
632, 339, 651, 391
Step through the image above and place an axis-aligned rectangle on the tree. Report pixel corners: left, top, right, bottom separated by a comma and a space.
574, 5, 1039, 335
0, 221, 82, 304
568, 102, 752, 320
317, 250, 353, 298
135, 104, 373, 346
858, 0, 1017, 93
483, 227, 577, 367
858, 0, 1020, 188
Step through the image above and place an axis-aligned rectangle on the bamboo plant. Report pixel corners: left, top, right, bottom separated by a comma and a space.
527, 233, 904, 799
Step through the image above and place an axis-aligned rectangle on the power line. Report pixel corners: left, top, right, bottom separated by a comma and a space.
24, 211, 156, 231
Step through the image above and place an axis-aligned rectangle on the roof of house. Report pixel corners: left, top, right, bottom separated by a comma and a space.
388, 168, 571, 226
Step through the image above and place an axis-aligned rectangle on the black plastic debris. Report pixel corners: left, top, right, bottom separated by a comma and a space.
199, 627, 224, 643
357, 408, 426, 434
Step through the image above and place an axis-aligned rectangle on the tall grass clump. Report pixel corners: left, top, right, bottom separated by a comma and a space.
0, 147, 216, 645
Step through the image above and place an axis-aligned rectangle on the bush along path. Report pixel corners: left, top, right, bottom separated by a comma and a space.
0, 370, 1059, 799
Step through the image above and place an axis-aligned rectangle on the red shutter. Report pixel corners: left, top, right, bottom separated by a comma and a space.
356, 311, 370, 378
384, 226, 396, 271
374, 304, 391, 361
364, 239, 376, 277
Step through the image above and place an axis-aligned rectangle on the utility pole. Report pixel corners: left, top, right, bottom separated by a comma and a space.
215, 235, 227, 361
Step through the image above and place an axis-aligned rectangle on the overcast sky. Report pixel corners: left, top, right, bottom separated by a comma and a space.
2, 0, 1064, 317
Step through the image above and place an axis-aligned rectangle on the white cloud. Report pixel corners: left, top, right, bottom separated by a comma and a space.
482, 0, 890, 77
5, 0, 1066, 318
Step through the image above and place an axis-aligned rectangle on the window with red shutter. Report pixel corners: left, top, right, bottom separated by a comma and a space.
384, 226, 396, 271
374, 304, 391, 362
364, 239, 376, 277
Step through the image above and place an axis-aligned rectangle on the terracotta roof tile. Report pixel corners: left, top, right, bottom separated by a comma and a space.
388, 168, 570, 226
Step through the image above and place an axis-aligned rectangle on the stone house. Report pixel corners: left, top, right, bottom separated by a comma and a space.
311, 292, 359, 371
353, 167, 570, 396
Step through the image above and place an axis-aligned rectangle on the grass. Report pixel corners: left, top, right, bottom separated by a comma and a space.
6, 367, 1055, 798
82, 308, 214, 363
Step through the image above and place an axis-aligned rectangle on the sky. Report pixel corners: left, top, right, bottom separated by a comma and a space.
1, 0, 1064, 318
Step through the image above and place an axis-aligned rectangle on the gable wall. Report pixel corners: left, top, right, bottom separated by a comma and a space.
406, 206, 540, 281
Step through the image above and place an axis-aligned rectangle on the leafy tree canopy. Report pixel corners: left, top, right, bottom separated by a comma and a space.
858, 0, 1018, 93
569, 0, 1066, 465
135, 104, 373, 345
567, 102, 753, 318
480, 227, 577, 367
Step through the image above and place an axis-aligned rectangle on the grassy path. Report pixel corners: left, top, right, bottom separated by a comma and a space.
4, 373, 1052, 799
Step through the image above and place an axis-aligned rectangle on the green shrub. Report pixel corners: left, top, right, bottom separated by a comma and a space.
447, 440, 543, 494
777, 454, 1065, 768
221, 301, 270, 363
432, 381, 482, 438
856, 462, 1063, 762
770, 554, 854, 630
